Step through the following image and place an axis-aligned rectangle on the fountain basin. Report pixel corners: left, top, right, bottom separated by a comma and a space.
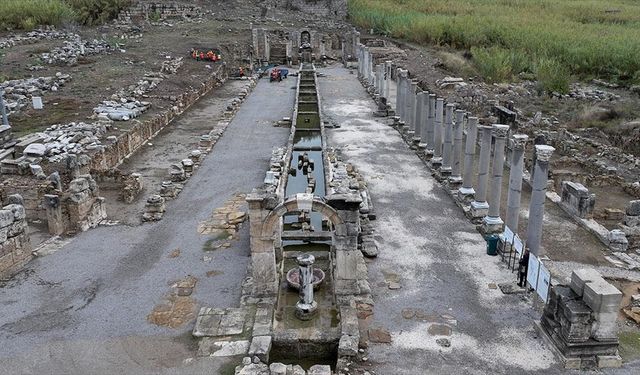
286, 267, 325, 290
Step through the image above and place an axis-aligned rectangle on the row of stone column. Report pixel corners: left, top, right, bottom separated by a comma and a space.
357, 44, 393, 103
378, 62, 555, 257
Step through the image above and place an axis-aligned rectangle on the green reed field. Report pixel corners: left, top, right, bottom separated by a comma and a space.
349, 0, 640, 93
0, 0, 130, 30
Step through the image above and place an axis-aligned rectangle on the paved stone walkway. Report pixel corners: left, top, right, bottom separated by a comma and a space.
320, 66, 562, 374
0, 77, 295, 375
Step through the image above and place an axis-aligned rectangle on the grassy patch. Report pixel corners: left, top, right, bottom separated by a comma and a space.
0, 0, 75, 30
0, 0, 131, 30
349, 0, 640, 91
619, 331, 640, 363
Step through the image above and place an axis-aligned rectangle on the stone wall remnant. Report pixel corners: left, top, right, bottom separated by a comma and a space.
0, 199, 32, 278
560, 181, 596, 219
539, 269, 622, 369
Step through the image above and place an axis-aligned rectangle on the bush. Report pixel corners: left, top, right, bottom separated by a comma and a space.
66, 0, 132, 26
0, 0, 75, 30
535, 57, 570, 94
471, 47, 512, 83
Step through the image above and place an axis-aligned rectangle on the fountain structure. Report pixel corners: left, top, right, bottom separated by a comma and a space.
245, 62, 369, 370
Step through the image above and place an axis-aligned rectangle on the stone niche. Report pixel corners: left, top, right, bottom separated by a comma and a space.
538, 268, 622, 369
560, 181, 595, 219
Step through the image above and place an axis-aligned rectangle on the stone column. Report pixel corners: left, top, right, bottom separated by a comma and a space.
525, 145, 555, 257
458, 117, 479, 201
404, 81, 417, 134
470, 125, 493, 218
425, 94, 436, 157
413, 91, 425, 143
482, 124, 510, 233
384, 61, 392, 100
431, 98, 444, 168
295, 254, 318, 320
418, 91, 430, 148
505, 134, 529, 233
0, 89, 9, 126
375, 64, 382, 94
450, 110, 465, 185
440, 103, 455, 177
44, 194, 65, 235
396, 69, 406, 124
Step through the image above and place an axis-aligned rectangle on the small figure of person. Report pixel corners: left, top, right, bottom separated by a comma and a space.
518, 249, 530, 287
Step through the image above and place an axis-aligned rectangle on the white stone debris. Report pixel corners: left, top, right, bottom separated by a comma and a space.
0, 73, 71, 116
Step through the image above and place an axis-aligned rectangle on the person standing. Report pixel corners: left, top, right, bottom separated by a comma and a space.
518, 249, 530, 287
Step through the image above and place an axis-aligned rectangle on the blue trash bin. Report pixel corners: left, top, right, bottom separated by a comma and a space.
486, 234, 499, 256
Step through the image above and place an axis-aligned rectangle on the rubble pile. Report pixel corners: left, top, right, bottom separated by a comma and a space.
40, 37, 112, 65
0, 28, 76, 49
161, 57, 184, 74
23, 122, 110, 162
0, 73, 71, 116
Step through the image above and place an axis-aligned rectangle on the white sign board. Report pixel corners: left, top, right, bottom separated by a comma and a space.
502, 226, 514, 244
513, 235, 524, 256
527, 253, 540, 290
537, 262, 551, 302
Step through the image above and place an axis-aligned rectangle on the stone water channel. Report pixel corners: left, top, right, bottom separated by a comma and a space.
271, 63, 339, 366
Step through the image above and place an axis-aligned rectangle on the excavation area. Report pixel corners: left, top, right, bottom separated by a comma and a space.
2, 1, 640, 375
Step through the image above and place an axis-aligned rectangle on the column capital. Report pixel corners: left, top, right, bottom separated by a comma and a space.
478, 124, 493, 131
491, 124, 510, 138
535, 145, 555, 162
511, 134, 529, 150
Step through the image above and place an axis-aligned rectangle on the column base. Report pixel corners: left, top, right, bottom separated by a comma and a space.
295, 300, 318, 321
412, 136, 421, 144
429, 157, 443, 170
435, 167, 452, 182
448, 175, 463, 188
470, 201, 490, 218
482, 215, 504, 234
457, 187, 475, 204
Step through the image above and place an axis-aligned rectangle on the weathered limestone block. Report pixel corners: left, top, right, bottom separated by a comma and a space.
248, 336, 272, 363
561, 181, 595, 219
169, 164, 186, 182
338, 334, 358, 357
308, 365, 331, 375
142, 194, 165, 222
608, 229, 628, 252
0, 202, 32, 277
181, 158, 194, 174
269, 363, 287, 375
159, 181, 178, 198
122, 173, 143, 203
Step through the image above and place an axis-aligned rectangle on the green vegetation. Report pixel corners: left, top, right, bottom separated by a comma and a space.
349, 0, 640, 93
0, 0, 130, 30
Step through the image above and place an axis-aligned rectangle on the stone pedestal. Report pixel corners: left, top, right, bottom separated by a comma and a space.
561, 181, 595, 219
458, 117, 478, 202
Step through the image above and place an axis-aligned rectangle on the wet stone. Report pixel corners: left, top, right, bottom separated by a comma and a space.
401, 308, 416, 319
428, 323, 452, 336
368, 327, 392, 343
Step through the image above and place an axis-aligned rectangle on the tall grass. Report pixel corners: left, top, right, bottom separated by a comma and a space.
0, 0, 75, 30
0, 0, 130, 30
349, 0, 640, 92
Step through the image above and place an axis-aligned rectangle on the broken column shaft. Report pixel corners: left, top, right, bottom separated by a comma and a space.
470, 125, 493, 218
458, 117, 479, 201
440, 103, 455, 177
525, 145, 555, 257
450, 109, 465, 184
295, 253, 318, 321
413, 91, 425, 143
483, 124, 510, 233
505, 134, 529, 233
431, 98, 444, 168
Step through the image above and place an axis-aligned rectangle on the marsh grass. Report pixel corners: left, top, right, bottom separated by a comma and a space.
349, 0, 640, 93
0, 0, 131, 30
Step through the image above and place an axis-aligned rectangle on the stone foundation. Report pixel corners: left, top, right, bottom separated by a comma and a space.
538, 269, 622, 369
0, 199, 32, 278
